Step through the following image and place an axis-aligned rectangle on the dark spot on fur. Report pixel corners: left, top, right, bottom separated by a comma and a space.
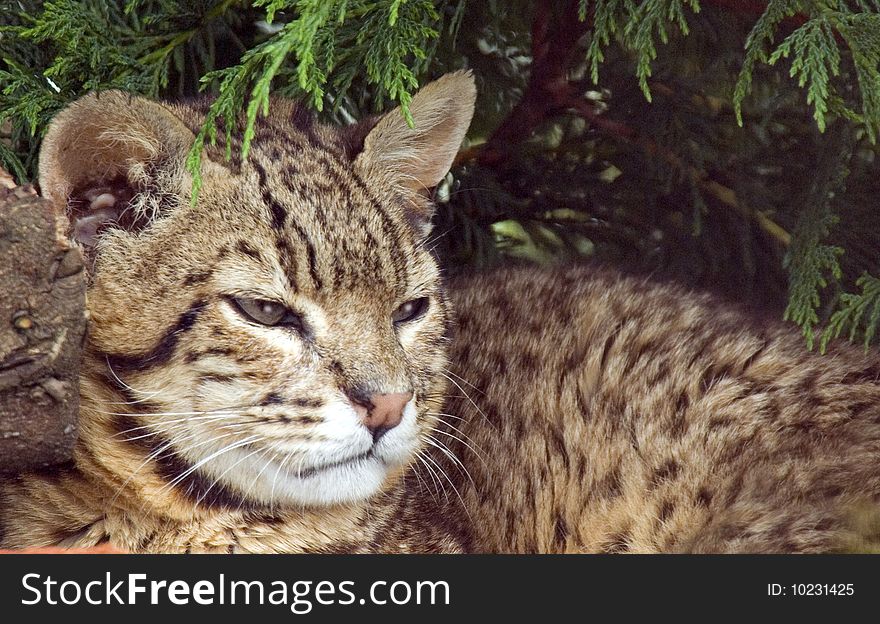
291, 398, 323, 409
741, 339, 768, 373
696, 487, 713, 508
595, 466, 623, 500
329, 360, 345, 379
112, 413, 150, 448
183, 270, 213, 286
249, 512, 286, 526
575, 387, 590, 418
840, 363, 880, 386
675, 391, 690, 414
708, 416, 732, 430
650, 459, 680, 490
622, 339, 658, 377
236, 240, 264, 263
204, 347, 235, 359
554, 515, 568, 548
657, 499, 675, 523
518, 351, 539, 372
848, 399, 875, 420
699, 366, 722, 393
287, 217, 323, 291
548, 428, 569, 470
647, 361, 671, 387
252, 160, 288, 231
198, 373, 236, 384
137, 530, 159, 551
718, 521, 747, 541
599, 326, 620, 375
668, 411, 688, 440
795, 368, 822, 396
490, 354, 507, 376
154, 440, 259, 511
819, 483, 843, 499
260, 392, 284, 406
101, 300, 207, 373
814, 517, 836, 532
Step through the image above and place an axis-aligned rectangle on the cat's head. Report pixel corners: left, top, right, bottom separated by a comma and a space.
38, 72, 476, 509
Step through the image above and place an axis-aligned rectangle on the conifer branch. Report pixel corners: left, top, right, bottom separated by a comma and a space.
473, 0, 791, 247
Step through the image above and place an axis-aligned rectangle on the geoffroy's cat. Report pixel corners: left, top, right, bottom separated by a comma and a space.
2, 72, 880, 553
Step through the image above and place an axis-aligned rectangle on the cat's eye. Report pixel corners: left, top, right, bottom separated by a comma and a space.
392, 297, 429, 324
231, 296, 304, 329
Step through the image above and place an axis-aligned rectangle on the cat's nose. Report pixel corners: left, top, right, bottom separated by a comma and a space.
349, 391, 412, 442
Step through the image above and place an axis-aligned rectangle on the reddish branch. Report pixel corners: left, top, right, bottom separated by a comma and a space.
478, 0, 588, 166
471, 0, 793, 246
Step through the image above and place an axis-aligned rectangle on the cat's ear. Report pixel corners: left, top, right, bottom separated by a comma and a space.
353, 71, 476, 225
39, 91, 196, 250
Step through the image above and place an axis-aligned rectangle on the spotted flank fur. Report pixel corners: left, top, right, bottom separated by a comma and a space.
1, 73, 879, 553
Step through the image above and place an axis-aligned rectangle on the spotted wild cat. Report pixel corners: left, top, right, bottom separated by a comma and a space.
1, 72, 880, 553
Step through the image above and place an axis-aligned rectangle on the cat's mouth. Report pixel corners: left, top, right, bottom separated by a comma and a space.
209, 436, 416, 507
295, 450, 376, 479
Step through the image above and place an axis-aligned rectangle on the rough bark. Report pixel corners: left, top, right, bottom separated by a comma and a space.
0, 170, 85, 472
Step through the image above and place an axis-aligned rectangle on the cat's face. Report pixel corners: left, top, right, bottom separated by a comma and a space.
38, 73, 475, 508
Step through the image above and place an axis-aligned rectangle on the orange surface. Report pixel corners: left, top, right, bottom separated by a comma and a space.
0, 544, 125, 554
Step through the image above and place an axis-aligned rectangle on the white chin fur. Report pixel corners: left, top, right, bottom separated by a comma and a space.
247, 453, 391, 507
193, 399, 420, 507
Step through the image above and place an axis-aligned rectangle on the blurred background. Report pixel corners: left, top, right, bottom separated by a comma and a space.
1, 0, 879, 350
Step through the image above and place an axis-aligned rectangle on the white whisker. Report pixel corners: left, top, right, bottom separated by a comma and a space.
161, 434, 261, 493
415, 450, 447, 502
269, 448, 299, 510
425, 410, 467, 422
237, 445, 280, 512
109, 427, 205, 504
443, 368, 485, 394
196, 440, 267, 506
111, 413, 243, 438
419, 448, 470, 518
423, 435, 476, 490
438, 371, 496, 431
105, 358, 170, 405
427, 425, 488, 465
408, 460, 439, 504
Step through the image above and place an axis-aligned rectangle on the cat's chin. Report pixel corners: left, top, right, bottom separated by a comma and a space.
213, 444, 414, 508
255, 453, 394, 507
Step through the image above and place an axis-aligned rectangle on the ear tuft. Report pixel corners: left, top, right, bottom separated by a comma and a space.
355, 70, 476, 211
39, 91, 195, 249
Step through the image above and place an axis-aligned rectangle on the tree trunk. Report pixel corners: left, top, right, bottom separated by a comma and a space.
0, 170, 86, 472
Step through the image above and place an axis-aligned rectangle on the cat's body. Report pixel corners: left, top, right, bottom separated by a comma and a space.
2, 73, 880, 553
443, 267, 880, 553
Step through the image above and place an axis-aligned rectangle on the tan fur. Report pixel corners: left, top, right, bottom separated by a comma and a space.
440, 267, 880, 553
2, 72, 880, 553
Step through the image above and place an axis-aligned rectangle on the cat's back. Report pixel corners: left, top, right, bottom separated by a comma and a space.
439, 264, 880, 553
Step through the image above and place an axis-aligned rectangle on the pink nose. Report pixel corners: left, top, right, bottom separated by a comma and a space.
350, 392, 412, 442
